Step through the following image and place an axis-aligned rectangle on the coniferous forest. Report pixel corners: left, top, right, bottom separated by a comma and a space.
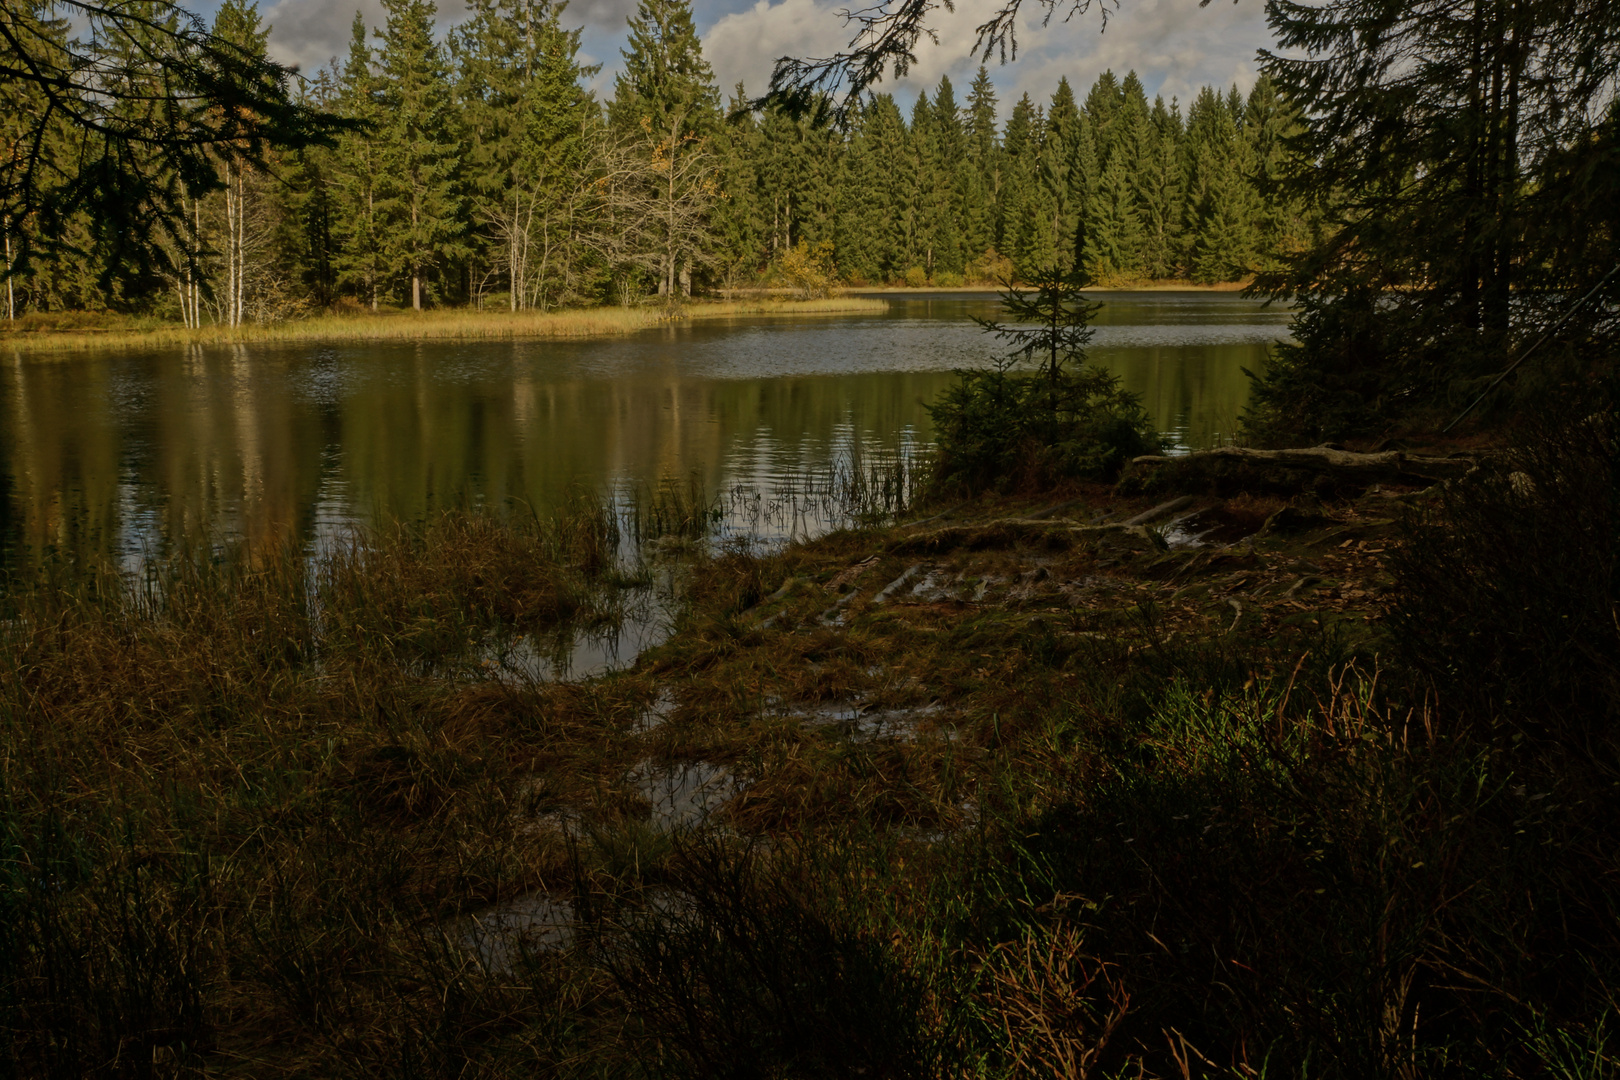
0, 0, 1307, 321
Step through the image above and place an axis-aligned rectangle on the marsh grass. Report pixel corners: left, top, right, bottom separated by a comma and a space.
1, 298, 888, 356
0, 460, 1616, 1076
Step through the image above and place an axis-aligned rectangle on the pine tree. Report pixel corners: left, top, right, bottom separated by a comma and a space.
374, 0, 464, 309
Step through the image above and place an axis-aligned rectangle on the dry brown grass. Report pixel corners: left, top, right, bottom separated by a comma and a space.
0, 296, 888, 356
1, 481, 1613, 1077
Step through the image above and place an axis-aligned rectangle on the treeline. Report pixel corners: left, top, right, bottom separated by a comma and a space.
747, 69, 1308, 289
1, 0, 1308, 321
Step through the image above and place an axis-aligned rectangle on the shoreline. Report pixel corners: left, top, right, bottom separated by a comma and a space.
0, 296, 889, 358
5, 439, 1606, 1074
726, 279, 1257, 297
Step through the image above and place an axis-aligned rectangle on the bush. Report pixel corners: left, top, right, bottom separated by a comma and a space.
903, 266, 929, 288
966, 248, 1015, 285
771, 240, 837, 299
1388, 388, 1620, 746
927, 365, 1160, 495
932, 270, 965, 288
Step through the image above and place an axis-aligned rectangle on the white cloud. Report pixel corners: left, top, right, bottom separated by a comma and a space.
258, 0, 635, 76
260, 0, 383, 73
701, 0, 859, 98
699, 0, 1272, 118
248, 0, 1271, 113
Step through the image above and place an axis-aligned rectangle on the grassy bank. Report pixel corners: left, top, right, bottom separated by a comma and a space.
0, 418, 1615, 1076
0, 296, 887, 356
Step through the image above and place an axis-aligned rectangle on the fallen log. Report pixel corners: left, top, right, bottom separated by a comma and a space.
1128, 445, 1475, 485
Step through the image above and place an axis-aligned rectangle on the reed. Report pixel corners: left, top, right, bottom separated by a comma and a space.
1, 297, 888, 356
0, 463, 1615, 1077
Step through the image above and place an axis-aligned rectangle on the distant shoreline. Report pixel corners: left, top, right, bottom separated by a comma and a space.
740, 279, 1257, 297
1, 297, 889, 358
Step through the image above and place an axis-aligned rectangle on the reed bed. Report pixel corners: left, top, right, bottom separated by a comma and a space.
1, 297, 887, 356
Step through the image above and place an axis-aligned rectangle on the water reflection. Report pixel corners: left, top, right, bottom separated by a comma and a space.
0, 292, 1288, 567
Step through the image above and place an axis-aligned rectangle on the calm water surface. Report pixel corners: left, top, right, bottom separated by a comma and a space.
0, 291, 1290, 565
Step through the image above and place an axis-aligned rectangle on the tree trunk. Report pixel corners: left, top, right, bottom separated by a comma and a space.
510, 189, 522, 311
235, 166, 246, 326
368, 187, 378, 311
5, 226, 14, 321
1128, 445, 1477, 483
225, 163, 237, 327
411, 197, 422, 310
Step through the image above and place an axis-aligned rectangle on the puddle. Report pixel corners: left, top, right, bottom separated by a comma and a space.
787, 700, 951, 742
1161, 507, 1265, 549
459, 893, 575, 973
477, 591, 674, 683
630, 760, 742, 829
635, 689, 680, 733
1160, 513, 1214, 549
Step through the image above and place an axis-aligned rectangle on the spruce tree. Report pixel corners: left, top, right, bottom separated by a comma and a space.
1187, 97, 1261, 284
907, 90, 944, 278
864, 94, 911, 280
609, 0, 722, 298
930, 76, 969, 277
999, 93, 1045, 277
283, 67, 341, 308
1036, 77, 1084, 273
832, 101, 882, 283
713, 83, 767, 288
1135, 96, 1185, 279
331, 14, 386, 308
455, 0, 597, 308
1087, 154, 1141, 281
374, 0, 463, 309
1243, 74, 1308, 274
963, 67, 1000, 266
452, 0, 535, 303
1082, 70, 1124, 166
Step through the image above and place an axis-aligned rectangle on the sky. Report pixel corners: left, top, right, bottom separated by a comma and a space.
242, 0, 1276, 120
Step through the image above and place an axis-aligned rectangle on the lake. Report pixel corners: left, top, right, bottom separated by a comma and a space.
0, 291, 1290, 566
